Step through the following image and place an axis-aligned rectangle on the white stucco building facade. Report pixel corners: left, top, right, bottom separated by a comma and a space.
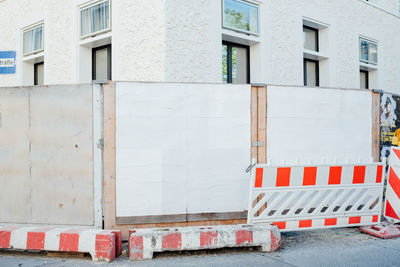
0, 0, 399, 94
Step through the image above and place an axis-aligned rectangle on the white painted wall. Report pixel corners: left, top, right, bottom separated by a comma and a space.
0, 0, 399, 93
115, 82, 251, 217
266, 85, 373, 165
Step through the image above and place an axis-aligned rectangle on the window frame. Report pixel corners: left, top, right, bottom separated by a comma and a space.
92, 44, 112, 81
80, 0, 111, 39
34, 62, 44, 85
360, 70, 369, 89
359, 37, 378, 65
303, 25, 319, 52
222, 0, 260, 36
222, 41, 250, 84
22, 23, 44, 57
303, 58, 319, 87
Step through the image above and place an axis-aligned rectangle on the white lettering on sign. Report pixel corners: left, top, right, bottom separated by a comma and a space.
0, 58, 15, 67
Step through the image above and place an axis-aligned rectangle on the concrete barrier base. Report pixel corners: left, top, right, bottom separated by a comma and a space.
129, 224, 280, 260
0, 227, 122, 262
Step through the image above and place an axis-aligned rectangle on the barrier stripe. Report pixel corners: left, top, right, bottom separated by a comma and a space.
393, 149, 400, 160
276, 168, 290, 187
236, 230, 253, 245
27, 231, 46, 250
389, 167, 400, 200
328, 166, 342, 185
255, 168, 263, 188
385, 201, 400, 220
324, 218, 337, 226
59, 230, 82, 252
303, 167, 317, 186
372, 215, 379, 222
353, 166, 366, 184
273, 222, 286, 230
162, 233, 181, 250
0, 228, 14, 249
299, 220, 312, 228
200, 231, 218, 247
349, 216, 361, 224
376, 165, 383, 183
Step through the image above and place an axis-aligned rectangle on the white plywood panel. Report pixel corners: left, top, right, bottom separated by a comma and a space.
29, 84, 94, 225
266, 86, 372, 165
116, 82, 251, 217
0, 88, 31, 223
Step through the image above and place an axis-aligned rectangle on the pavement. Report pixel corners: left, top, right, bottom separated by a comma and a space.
0, 227, 400, 267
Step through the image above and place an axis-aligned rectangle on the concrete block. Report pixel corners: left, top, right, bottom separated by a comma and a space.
129, 224, 280, 260
0, 227, 121, 262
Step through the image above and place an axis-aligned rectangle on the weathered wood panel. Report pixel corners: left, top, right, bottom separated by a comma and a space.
0, 88, 31, 222
29, 84, 94, 225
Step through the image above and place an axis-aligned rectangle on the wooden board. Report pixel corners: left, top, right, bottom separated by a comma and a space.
371, 91, 380, 162
103, 81, 116, 230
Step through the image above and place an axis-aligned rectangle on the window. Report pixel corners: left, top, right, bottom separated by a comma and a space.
360, 70, 368, 89
23, 24, 43, 56
304, 59, 319, 86
303, 26, 318, 52
80, 0, 110, 38
222, 0, 259, 35
360, 38, 377, 65
34, 62, 44, 85
92, 45, 111, 80
222, 42, 249, 83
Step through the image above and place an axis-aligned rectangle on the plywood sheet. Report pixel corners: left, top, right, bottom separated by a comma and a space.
29, 84, 94, 225
116, 82, 251, 217
0, 88, 31, 223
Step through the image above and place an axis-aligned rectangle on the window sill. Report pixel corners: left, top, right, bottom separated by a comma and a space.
80, 32, 112, 48
222, 29, 260, 46
360, 62, 378, 71
23, 52, 44, 64
303, 49, 328, 61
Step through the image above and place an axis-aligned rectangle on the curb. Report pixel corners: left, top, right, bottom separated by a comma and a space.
129, 224, 280, 260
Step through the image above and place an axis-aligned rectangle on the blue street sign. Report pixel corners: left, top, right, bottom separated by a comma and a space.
0, 51, 16, 74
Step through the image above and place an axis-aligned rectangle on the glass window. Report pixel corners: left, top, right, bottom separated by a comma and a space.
303, 26, 318, 52
23, 25, 43, 56
223, 0, 259, 35
360, 38, 377, 65
81, 0, 110, 37
92, 45, 111, 80
304, 59, 319, 86
34, 62, 44, 85
222, 42, 249, 83
360, 70, 368, 89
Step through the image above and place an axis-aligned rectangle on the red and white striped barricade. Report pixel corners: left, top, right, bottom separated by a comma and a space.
0, 227, 121, 262
384, 147, 400, 223
247, 162, 384, 231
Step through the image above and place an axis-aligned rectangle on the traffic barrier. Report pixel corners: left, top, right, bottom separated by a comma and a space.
360, 221, 400, 239
129, 224, 280, 260
247, 163, 384, 231
0, 227, 121, 262
384, 147, 400, 223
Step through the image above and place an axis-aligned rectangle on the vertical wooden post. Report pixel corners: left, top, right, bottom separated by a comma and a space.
251, 86, 258, 162
251, 84, 268, 164
371, 91, 381, 162
257, 86, 267, 164
103, 81, 116, 230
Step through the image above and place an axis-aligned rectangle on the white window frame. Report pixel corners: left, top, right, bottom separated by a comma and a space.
222, 0, 260, 36
359, 37, 378, 65
22, 22, 44, 57
79, 0, 111, 39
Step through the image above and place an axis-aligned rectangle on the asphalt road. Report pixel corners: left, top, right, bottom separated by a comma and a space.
1, 227, 399, 267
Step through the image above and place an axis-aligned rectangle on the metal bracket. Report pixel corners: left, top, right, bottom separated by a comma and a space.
97, 138, 104, 150
252, 141, 264, 147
